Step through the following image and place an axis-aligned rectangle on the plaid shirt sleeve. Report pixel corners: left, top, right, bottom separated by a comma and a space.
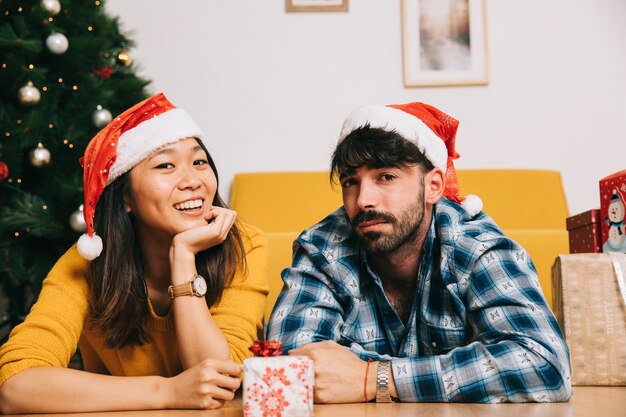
265, 237, 351, 352
427, 234, 572, 403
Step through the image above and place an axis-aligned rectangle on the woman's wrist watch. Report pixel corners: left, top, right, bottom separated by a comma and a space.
168, 274, 207, 298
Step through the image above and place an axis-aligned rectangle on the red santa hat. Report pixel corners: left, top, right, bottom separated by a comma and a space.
77, 92, 205, 260
338, 102, 482, 216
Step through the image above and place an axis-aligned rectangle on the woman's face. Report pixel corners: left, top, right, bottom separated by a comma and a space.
124, 137, 218, 242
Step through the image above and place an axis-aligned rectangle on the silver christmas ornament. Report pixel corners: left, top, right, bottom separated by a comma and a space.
41, 0, 61, 15
17, 82, 41, 106
69, 204, 87, 233
92, 105, 113, 128
46, 33, 69, 55
29, 143, 51, 167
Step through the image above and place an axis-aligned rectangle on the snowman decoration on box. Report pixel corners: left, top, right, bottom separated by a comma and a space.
604, 188, 626, 253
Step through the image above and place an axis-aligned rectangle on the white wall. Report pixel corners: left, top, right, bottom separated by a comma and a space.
106, 0, 626, 216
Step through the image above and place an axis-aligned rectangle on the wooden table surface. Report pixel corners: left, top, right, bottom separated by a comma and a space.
7, 386, 625, 417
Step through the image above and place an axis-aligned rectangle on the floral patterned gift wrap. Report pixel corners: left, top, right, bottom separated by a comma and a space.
243, 341, 314, 417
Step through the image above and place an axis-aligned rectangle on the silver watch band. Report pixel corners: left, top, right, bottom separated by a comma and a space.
376, 360, 392, 403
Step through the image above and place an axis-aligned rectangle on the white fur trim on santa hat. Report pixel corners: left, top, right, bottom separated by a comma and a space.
107, 108, 205, 185
461, 194, 483, 217
338, 105, 448, 171
77, 233, 103, 261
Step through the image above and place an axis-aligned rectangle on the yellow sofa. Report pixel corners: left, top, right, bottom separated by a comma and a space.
230, 170, 569, 318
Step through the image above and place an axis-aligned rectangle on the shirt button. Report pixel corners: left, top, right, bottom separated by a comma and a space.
431, 342, 437, 348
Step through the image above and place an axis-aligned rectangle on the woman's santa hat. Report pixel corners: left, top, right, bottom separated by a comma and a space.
338, 102, 482, 216
77, 92, 205, 260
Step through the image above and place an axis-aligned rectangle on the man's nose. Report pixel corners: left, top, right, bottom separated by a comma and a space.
356, 181, 378, 210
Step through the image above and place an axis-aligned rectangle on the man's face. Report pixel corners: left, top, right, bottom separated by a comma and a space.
340, 165, 426, 254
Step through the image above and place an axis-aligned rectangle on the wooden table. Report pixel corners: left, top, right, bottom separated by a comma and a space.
8, 386, 625, 417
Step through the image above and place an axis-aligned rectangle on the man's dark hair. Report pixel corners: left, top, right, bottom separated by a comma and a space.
330, 126, 434, 181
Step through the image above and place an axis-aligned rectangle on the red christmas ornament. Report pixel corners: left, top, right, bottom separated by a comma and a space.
249, 340, 283, 357
0, 161, 8, 182
92, 66, 113, 79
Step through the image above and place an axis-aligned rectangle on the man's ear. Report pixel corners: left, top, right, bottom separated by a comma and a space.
424, 167, 445, 204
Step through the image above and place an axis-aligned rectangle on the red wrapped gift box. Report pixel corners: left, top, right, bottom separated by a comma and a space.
566, 209, 602, 253
599, 169, 626, 253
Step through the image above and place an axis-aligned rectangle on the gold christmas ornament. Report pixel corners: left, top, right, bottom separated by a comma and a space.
29, 143, 51, 167
17, 82, 41, 106
117, 50, 132, 66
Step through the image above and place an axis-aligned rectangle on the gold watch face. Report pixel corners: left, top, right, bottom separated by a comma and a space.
193, 275, 207, 296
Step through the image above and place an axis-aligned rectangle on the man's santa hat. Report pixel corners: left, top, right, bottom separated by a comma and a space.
77, 92, 205, 260
338, 102, 482, 216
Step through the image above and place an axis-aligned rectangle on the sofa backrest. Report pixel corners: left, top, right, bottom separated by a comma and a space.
230, 170, 569, 318
456, 169, 569, 230
230, 171, 342, 233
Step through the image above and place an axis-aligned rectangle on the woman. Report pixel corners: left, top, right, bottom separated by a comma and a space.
0, 93, 268, 412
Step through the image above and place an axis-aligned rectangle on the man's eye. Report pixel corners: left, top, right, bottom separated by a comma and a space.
380, 174, 395, 181
341, 179, 355, 188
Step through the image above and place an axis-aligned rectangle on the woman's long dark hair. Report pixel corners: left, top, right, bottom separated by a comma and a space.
88, 141, 246, 348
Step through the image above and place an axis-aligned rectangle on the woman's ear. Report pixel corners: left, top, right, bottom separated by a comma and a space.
424, 167, 445, 204
123, 195, 132, 213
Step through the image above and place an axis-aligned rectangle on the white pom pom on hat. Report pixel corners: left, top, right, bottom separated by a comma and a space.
338, 102, 482, 216
76, 93, 205, 260
76, 233, 103, 261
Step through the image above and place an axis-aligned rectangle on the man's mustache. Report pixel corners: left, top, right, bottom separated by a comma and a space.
351, 210, 397, 229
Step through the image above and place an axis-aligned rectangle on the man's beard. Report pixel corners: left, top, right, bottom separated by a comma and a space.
350, 194, 425, 255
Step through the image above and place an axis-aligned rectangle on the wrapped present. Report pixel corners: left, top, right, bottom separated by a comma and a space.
600, 169, 626, 253
243, 341, 314, 417
552, 253, 626, 385
566, 209, 602, 253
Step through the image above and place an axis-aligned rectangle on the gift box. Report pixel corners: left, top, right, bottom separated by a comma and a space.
243, 355, 314, 417
600, 169, 626, 253
552, 253, 626, 385
566, 209, 602, 253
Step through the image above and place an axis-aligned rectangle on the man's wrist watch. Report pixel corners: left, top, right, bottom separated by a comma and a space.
376, 360, 392, 402
168, 274, 207, 299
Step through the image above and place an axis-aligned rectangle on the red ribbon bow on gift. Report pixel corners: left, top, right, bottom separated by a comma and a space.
249, 340, 284, 357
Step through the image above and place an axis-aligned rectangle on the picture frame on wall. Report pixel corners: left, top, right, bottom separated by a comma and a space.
286, 0, 348, 13
402, 0, 489, 87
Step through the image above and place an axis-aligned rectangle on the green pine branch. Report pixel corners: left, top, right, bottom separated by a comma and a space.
0, 191, 66, 238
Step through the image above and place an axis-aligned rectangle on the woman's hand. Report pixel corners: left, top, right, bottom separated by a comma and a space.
167, 206, 236, 365
164, 358, 242, 409
171, 206, 237, 257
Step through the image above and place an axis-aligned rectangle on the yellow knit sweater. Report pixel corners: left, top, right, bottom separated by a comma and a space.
0, 223, 269, 384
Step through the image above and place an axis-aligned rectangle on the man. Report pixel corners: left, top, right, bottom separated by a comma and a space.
265, 102, 572, 404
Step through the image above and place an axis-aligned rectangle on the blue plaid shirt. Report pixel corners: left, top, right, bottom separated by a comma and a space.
266, 198, 572, 403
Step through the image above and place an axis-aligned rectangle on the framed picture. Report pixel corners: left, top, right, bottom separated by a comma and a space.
402, 0, 489, 87
286, 0, 348, 13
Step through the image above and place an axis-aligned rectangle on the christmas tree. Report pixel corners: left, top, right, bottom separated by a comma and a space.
0, 0, 150, 340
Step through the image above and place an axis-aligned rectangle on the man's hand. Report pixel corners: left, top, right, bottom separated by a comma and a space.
289, 340, 375, 403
